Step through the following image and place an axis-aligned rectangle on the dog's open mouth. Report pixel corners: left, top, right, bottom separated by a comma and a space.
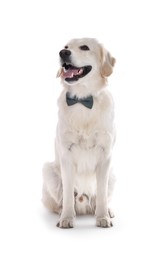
61, 63, 92, 82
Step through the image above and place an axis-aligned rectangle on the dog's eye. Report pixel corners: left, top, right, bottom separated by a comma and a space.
79, 45, 90, 51
64, 46, 68, 49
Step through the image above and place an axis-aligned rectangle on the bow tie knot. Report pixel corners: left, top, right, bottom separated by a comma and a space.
66, 92, 93, 109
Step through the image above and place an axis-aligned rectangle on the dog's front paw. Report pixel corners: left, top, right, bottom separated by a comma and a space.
57, 217, 74, 229
96, 216, 113, 228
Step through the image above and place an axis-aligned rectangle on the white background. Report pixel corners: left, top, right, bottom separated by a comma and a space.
0, 0, 163, 259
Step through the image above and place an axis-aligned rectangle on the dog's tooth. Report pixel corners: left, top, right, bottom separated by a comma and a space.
78, 68, 83, 75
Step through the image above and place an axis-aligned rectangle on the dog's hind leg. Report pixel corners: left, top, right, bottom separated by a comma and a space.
42, 162, 63, 214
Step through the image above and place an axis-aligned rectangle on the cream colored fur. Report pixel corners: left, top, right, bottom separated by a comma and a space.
42, 38, 116, 228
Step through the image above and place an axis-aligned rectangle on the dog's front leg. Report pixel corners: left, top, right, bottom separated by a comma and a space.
57, 156, 75, 228
96, 158, 113, 228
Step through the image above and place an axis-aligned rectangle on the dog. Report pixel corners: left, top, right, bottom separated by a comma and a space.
42, 38, 116, 228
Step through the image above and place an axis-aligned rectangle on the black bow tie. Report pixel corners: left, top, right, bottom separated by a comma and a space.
66, 92, 93, 109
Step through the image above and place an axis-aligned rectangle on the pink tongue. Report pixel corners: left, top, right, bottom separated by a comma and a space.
62, 69, 80, 79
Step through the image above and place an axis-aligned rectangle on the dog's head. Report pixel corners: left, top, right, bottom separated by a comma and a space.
57, 38, 115, 91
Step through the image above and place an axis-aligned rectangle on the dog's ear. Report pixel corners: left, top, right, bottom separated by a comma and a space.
100, 46, 116, 77
56, 68, 63, 78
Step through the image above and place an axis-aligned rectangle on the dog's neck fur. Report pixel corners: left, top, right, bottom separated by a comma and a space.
62, 76, 107, 99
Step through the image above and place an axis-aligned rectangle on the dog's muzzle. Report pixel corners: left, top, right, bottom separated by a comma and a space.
59, 49, 92, 83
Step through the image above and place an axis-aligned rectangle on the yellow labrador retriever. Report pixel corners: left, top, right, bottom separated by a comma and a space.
42, 38, 116, 228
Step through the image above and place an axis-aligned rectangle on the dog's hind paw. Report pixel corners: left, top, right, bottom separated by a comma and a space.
96, 216, 113, 228
57, 217, 74, 229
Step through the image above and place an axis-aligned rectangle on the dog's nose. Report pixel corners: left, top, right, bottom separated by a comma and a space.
59, 49, 71, 59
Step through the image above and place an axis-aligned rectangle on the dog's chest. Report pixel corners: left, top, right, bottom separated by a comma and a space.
58, 93, 114, 169
60, 103, 113, 155
75, 129, 98, 149
68, 127, 111, 175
